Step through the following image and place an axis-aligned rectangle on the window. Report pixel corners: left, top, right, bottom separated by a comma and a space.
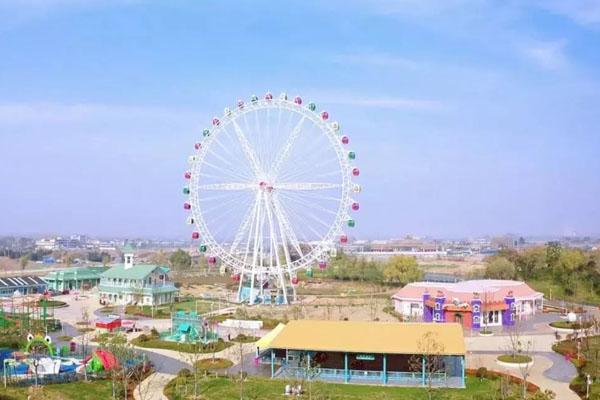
435, 303, 441, 310
433, 313, 440, 321
473, 304, 480, 313
473, 316, 480, 324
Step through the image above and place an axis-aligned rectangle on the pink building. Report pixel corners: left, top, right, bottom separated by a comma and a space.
391, 280, 544, 329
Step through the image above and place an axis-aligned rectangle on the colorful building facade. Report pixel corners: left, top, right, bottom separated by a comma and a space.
392, 280, 544, 329
98, 247, 178, 306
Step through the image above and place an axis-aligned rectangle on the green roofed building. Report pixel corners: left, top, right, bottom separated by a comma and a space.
98, 247, 178, 306
44, 266, 109, 292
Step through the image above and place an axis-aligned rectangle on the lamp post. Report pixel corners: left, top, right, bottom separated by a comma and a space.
586, 374, 592, 399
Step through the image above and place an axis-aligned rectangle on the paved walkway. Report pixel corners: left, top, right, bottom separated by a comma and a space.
465, 333, 579, 399
131, 341, 256, 399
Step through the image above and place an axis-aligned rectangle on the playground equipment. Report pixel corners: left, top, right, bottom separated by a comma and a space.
2, 333, 83, 387
166, 310, 218, 344
0, 295, 60, 334
83, 349, 119, 373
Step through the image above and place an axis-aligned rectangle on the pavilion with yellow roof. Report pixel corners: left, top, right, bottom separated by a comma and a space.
255, 320, 466, 387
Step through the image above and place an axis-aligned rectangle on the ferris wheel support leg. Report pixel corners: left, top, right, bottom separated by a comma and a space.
248, 192, 263, 305
272, 198, 296, 304
264, 194, 288, 305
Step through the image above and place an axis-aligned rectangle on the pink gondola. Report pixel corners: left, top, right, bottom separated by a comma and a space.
352, 167, 360, 176
341, 136, 349, 145
321, 111, 329, 121
340, 235, 348, 244
265, 92, 273, 100
194, 142, 201, 150
183, 202, 191, 210
318, 261, 327, 270
191, 232, 200, 239
291, 276, 299, 285
352, 202, 360, 211
184, 171, 191, 179
294, 96, 302, 105
212, 117, 220, 126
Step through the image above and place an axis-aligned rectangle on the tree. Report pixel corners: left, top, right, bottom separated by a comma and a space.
505, 320, 534, 400
514, 247, 546, 280
546, 242, 562, 270
409, 331, 445, 400
169, 249, 192, 271
19, 254, 30, 271
484, 257, 516, 280
382, 255, 422, 285
151, 250, 168, 266
102, 253, 112, 267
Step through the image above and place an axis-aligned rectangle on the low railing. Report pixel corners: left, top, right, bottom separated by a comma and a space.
280, 366, 449, 385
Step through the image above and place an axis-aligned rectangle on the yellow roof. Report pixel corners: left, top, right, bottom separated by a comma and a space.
256, 323, 286, 350
268, 320, 465, 355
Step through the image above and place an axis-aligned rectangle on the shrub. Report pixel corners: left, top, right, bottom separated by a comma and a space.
150, 328, 160, 338
137, 334, 149, 342
178, 368, 192, 378
476, 367, 488, 380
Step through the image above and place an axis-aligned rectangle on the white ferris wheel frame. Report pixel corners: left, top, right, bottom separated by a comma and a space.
187, 96, 358, 303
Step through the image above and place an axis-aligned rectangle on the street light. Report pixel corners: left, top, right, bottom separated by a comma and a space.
587, 374, 592, 399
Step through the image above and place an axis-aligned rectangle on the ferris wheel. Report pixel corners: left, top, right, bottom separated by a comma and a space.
183, 92, 361, 305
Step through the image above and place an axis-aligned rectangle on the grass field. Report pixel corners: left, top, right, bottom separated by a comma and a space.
527, 278, 600, 305
164, 375, 515, 400
125, 299, 218, 319
0, 380, 114, 400
131, 336, 233, 354
497, 354, 532, 363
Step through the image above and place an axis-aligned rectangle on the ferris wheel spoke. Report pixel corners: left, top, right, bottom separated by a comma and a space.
197, 183, 255, 191
276, 182, 342, 191
270, 116, 306, 179
230, 121, 263, 177
230, 191, 262, 254
199, 160, 254, 183
271, 195, 304, 257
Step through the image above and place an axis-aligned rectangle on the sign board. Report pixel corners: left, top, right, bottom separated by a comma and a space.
356, 354, 375, 361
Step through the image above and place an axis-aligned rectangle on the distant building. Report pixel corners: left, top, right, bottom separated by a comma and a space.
0, 276, 47, 297
391, 280, 544, 329
44, 266, 108, 292
98, 246, 177, 306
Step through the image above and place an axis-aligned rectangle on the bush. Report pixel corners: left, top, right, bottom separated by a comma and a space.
476, 367, 488, 380
150, 328, 160, 338
137, 334, 149, 342
178, 368, 192, 378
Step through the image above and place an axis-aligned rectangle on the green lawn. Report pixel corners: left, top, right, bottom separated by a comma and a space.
164, 375, 516, 400
131, 336, 233, 354
194, 358, 234, 371
125, 299, 217, 319
497, 354, 532, 363
527, 278, 600, 305
549, 320, 592, 330
0, 380, 114, 400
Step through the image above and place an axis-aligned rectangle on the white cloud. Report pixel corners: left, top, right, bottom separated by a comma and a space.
522, 40, 569, 71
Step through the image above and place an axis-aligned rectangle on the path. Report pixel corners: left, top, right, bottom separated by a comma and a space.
465, 333, 579, 399
132, 341, 256, 399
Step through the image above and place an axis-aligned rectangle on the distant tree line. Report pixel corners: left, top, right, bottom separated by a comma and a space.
325, 253, 422, 286
482, 243, 600, 297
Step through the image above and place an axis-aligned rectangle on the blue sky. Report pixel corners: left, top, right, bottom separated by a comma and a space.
0, 0, 599, 239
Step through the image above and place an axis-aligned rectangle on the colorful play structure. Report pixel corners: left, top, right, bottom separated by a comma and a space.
83, 349, 119, 373
165, 310, 218, 344
2, 333, 84, 387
